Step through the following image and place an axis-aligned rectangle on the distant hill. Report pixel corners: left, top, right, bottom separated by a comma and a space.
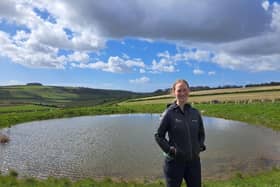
0, 85, 156, 107
26, 82, 43, 86
2, 82, 279, 107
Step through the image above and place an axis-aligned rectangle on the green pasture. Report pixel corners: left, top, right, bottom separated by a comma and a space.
0, 168, 279, 187
0, 102, 279, 130
1, 86, 280, 186
0, 104, 52, 113
194, 102, 280, 130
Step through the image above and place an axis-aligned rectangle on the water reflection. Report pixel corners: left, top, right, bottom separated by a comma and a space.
0, 114, 279, 180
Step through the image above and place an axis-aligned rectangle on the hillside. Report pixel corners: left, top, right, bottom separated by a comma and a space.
0, 85, 153, 107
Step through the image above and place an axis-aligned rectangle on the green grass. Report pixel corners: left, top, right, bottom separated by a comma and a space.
0, 103, 279, 186
0, 104, 164, 129
0, 102, 279, 130
0, 168, 279, 187
194, 102, 280, 130
1, 87, 280, 186
0, 104, 52, 113
0, 85, 153, 107
203, 168, 280, 187
118, 102, 280, 130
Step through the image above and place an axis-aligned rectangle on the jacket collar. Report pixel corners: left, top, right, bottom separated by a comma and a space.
168, 101, 191, 112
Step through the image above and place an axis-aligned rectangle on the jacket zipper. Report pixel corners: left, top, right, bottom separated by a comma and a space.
180, 109, 193, 161
185, 114, 193, 160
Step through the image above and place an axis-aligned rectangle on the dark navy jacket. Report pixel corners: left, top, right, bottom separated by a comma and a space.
155, 103, 206, 162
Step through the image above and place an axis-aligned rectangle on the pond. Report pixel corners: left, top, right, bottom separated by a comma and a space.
0, 114, 279, 180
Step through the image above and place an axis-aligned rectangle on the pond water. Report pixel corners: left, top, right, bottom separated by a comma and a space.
0, 114, 279, 180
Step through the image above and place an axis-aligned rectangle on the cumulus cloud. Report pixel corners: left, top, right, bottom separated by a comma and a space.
0, 0, 104, 68
151, 59, 176, 73
193, 69, 204, 75
129, 76, 150, 84
139, 68, 146, 73
172, 49, 212, 63
150, 49, 212, 73
262, 1, 270, 11
72, 56, 145, 73
208, 71, 216, 75
68, 51, 89, 63
0, 0, 280, 72
0, 30, 66, 68
212, 52, 280, 72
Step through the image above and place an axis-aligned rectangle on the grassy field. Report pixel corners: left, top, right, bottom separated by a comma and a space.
0, 168, 279, 187
124, 85, 280, 104
1, 85, 279, 130
0, 103, 165, 129
0, 86, 280, 186
194, 102, 280, 130
0, 102, 279, 130
0, 104, 52, 113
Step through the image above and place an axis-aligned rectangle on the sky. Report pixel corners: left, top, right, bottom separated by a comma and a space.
0, 0, 280, 92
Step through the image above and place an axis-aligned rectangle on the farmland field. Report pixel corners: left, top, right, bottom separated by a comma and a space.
122, 86, 280, 104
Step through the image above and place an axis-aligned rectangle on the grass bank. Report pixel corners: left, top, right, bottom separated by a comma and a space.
0, 104, 164, 129
0, 168, 279, 187
194, 102, 280, 130
0, 102, 279, 130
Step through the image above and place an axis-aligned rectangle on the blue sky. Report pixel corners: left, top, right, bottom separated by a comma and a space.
0, 1, 280, 92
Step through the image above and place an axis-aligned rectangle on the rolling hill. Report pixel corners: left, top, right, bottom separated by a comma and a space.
0, 84, 154, 107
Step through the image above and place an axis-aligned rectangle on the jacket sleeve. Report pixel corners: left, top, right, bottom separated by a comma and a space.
198, 113, 206, 151
154, 110, 171, 154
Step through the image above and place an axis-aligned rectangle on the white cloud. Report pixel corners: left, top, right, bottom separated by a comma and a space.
172, 49, 212, 63
139, 68, 146, 73
0, 30, 66, 69
122, 53, 129, 59
212, 52, 280, 72
193, 68, 204, 75
0, 0, 280, 73
262, 1, 270, 11
157, 51, 171, 59
208, 71, 216, 75
271, 2, 280, 31
68, 51, 89, 63
151, 59, 176, 73
0, 0, 105, 69
150, 49, 212, 73
72, 56, 145, 73
129, 76, 150, 84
